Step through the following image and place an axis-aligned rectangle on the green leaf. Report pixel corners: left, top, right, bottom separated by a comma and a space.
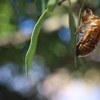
25, 9, 48, 76
47, 0, 59, 12
68, 0, 77, 67
77, 0, 86, 26
76, 0, 86, 66
68, 0, 86, 68
68, 0, 76, 47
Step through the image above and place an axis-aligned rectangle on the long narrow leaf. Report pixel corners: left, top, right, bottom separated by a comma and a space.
77, 0, 86, 26
68, 0, 86, 68
68, 0, 77, 68
25, 9, 48, 76
75, 0, 86, 66
68, 0, 76, 47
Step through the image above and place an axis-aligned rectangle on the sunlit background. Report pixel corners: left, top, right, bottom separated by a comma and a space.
1, 0, 100, 100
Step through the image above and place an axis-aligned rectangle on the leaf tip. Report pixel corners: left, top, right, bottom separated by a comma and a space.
26, 72, 28, 76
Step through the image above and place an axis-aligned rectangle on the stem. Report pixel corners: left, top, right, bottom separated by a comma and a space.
74, 0, 86, 68
68, 0, 71, 7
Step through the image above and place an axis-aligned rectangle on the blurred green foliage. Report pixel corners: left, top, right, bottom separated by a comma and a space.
0, 1, 16, 35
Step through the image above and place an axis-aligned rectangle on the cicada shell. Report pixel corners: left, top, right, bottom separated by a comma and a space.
71, 9, 100, 57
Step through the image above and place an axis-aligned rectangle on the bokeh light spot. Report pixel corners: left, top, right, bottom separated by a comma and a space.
54, 43, 67, 57
19, 19, 36, 35
58, 27, 71, 42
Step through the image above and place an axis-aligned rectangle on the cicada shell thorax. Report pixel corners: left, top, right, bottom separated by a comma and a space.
82, 9, 99, 24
